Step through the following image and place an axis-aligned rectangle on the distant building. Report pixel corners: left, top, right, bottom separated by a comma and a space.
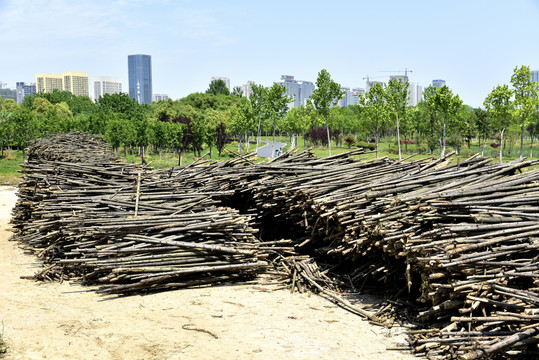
408, 83, 423, 106
338, 87, 351, 107
531, 70, 539, 83
432, 79, 446, 88
0, 81, 6, 89
351, 88, 365, 106
0, 88, 17, 101
389, 75, 408, 83
211, 77, 231, 91
93, 76, 122, 101
242, 81, 255, 99
36, 72, 89, 97
153, 94, 169, 102
128, 54, 153, 104
63, 72, 89, 97
297, 80, 315, 106
366, 80, 384, 92
276, 75, 314, 107
36, 73, 63, 93
16, 82, 36, 104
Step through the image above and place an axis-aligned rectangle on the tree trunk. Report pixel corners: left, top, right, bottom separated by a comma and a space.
441, 117, 447, 158
500, 128, 505, 164
481, 137, 486, 157
375, 132, 379, 159
530, 135, 534, 158
256, 116, 261, 151
325, 115, 332, 156
396, 112, 401, 160
520, 116, 525, 158
271, 118, 276, 157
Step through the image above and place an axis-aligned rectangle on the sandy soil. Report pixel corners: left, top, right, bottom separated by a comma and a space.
0, 186, 417, 360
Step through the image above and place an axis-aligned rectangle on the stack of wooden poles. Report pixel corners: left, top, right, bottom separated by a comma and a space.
11, 132, 539, 359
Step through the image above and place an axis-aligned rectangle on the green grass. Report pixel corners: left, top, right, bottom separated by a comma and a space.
0, 151, 24, 186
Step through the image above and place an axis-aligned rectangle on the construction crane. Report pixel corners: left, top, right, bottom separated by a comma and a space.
362, 75, 388, 82
380, 68, 413, 77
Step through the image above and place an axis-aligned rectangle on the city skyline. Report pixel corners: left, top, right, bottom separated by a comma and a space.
1, 1, 539, 108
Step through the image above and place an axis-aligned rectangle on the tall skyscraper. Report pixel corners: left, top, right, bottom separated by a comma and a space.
128, 54, 153, 104
531, 70, 539, 83
432, 79, 446, 88
211, 77, 231, 91
16, 82, 36, 104
93, 76, 122, 101
408, 83, 423, 106
63, 72, 89, 97
36, 73, 63, 93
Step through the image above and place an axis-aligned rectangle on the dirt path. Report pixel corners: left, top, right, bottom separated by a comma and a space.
0, 186, 416, 360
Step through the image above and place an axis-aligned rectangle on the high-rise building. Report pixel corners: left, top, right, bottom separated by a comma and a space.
276, 75, 315, 107
153, 94, 169, 102
36, 73, 63, 93
338, 87, 351, 107
128, 54, 153, 104
366, 80, 384, 92
408, 83, 423, 106
242, 81, 255, 99
0, 81, 6, 89
432, 79, 446, 89
211, 77, 231, 91
531, 70, 539, 83
93, 76, 122, 101
63, 72, 89, 97
16, 82, 36, 104
297, 80, 314, 106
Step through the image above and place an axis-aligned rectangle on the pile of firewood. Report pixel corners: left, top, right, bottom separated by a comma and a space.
12, 132, 539, 359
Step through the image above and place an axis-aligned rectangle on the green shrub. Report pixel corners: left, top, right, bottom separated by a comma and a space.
356, 141, 376, 151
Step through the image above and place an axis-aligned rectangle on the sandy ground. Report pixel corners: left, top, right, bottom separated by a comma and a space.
0, 186, 417, 360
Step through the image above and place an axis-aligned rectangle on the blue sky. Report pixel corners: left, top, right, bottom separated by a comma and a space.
1, 0, 538, 107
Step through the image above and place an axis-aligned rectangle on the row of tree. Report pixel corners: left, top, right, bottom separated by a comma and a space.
0, 67, 538, 164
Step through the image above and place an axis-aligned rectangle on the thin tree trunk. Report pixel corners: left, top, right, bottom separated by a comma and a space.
500, 128, 505, 164
326, 115, 332, 156
520, 116, 525, 158
441, 118, 447, 158
530, 135, 534, 158
396, 112, 402, 160
271, 118, 276, 158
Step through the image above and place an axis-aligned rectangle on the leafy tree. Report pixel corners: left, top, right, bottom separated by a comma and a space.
249, 84, 267, 150
433, 85, 462, 158
279, 105, 311, 149
265, 83, 292, 157
484, 84, 514, 163
364, 83, 388, 158
511, 65, 539, 158
474, 108, 492, 156
206, 80, 230, 96
0, 110, 14, 156
232, 86, 243, 97
33, 97, 53, 114
1, 99, 18, 112
310, 69, 344, 156
229, 97, 254, 154
419, 86, 439, 153
11, 108, 37, 161
97, 93, 139, 118
385, 78, 409, 160
215, 122, 228, 159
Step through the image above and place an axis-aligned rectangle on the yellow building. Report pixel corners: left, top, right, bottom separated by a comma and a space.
35, 73, 63, 93
63, 72, 89, 97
